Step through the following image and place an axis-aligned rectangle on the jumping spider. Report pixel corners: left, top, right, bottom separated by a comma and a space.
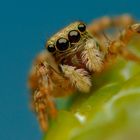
28, 15, 140, 132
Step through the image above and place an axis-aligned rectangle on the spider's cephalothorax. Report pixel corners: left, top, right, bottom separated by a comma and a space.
29, 15, 140, 132
46, 22, 105, 73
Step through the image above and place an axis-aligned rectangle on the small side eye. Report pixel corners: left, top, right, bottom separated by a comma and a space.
56, 38, 69, 51
47, 44, 56, 53
68, 30, 80, 43
78, 23, 86, 32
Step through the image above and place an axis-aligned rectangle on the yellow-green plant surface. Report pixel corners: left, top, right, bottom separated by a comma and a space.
44, 37, 140, 140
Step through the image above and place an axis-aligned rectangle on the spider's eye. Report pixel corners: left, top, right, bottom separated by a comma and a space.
47, 44, 56, 53
78, 23, 86, 32
68, 30, 80, 43
56, 38, 69, 51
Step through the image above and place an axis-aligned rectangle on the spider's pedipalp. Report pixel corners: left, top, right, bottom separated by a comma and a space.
60, 64, 91, 93
81, 39, 104, 72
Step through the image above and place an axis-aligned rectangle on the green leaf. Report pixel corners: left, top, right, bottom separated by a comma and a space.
44, 38, 140, 140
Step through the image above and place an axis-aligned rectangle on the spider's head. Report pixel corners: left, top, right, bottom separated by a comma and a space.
46, 21, 87, 52
46, 22, 104, 71
46, 22, 91, 56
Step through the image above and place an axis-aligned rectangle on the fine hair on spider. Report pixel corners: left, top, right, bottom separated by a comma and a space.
28, 15, 140, 132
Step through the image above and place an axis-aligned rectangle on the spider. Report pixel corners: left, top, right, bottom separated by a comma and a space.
28, 15, 140, 132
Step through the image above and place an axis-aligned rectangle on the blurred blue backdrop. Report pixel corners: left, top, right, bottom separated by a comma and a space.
0, 0, 140, 140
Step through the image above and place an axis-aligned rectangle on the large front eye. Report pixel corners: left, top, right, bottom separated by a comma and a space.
47, 44, 56, 53
56, 38, 69, 51
78, 23, 86, 32
68, 30, 80, 43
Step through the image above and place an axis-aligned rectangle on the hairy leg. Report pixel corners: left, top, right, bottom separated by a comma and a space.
28, 51, 74, 132
88, 14, 134, 35
30, 62, 57, 132
87, 15, 135, 53
107, 23, 140, 62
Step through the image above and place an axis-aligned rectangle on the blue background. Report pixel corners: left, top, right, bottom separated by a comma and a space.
0, 0, 140, 140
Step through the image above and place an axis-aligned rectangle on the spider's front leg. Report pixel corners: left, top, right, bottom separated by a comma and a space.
31, 62, 58, 132
107, 23, 140, 63
33, 89, 51, 131
28, 51, 75, 132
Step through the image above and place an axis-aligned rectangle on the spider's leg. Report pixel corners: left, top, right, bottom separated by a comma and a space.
107, 23, 140, 63
119, 23, 140, 44
28, 50, 58, 91
33, 87, 58, 132
28, 51, 74, 132
30, 62, 58, 132
33, 89, 49, 132
88, 14, 134, 35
